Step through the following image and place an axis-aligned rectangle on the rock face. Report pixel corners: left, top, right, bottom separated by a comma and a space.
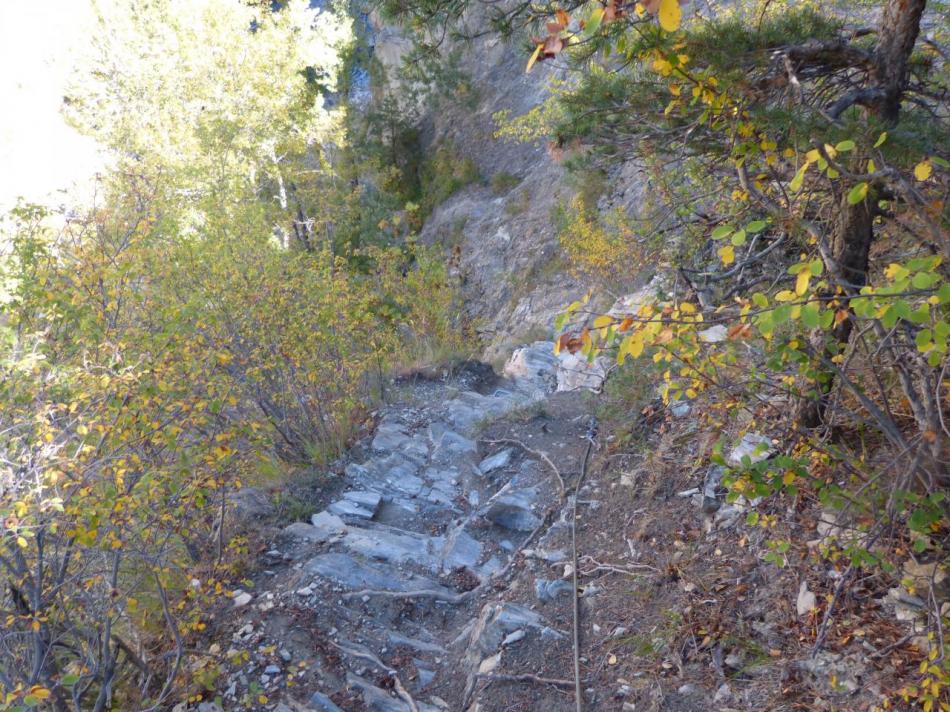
366, 10, 651, 361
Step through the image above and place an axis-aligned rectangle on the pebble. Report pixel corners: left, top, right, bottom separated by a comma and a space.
264, 665, 281, 675
714, 683, 734, 704
502, 629, 525, 646
232, 591, 252, 607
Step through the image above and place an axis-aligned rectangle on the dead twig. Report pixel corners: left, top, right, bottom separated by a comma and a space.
572, 434, 596, 712
577, 555, 659, 576
480, 438, 566, 495
868, 632, 914, 659
476, 672, 576, 689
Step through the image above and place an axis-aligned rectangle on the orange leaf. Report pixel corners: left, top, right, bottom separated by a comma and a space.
727, 323, 752, 340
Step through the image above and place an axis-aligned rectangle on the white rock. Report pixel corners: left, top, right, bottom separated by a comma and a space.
502, 629, 526, 646
698, 325, 728, 343
714, 683, 734, 704
556, 352, 609, 392
797, 580, 817, 616
478, 652, 502, 674
728, 433, 775, 467
233, 592, 252, 607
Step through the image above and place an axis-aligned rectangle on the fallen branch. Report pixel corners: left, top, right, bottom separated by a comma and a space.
480, 438, 566, 495
868, 632, 914, 659
476, 672, 575, 689
577, 555, 658, 576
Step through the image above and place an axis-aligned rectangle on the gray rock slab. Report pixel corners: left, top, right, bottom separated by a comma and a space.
502, 342, 558, 388
444, 401, 482, 432
440, 528, 483, 570
310, 510, 347, 536
303, 552, 450, 594
535, 578, 573, 603
387, 631, 447, 655
346, 490, 384, 508
282, 522, 332, 542
328, 499, 376, 521
479, 448, 514, 474
309, 692, 344, 712
347, 673, 442, 712
340, 524, 441, 570
468, 602, 545, 655
430, 429, 478, 465
485, 491, 541, 531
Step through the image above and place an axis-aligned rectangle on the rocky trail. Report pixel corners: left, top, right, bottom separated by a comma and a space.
206, 343, 602, 712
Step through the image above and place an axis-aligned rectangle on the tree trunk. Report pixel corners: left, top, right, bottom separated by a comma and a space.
797, 195, 874, 428
872, 0, 928, 123
795, 0, 926, 429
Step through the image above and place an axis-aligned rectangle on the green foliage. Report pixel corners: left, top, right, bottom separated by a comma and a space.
490, 171, 522, 194
0, 1, 464, 708
417, 143, 481, 217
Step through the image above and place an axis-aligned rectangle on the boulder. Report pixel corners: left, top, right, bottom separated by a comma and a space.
503, 342, 558, 388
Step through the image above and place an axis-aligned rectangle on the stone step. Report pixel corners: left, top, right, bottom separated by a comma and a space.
335, 521, 485, 573
303, 552, 450, 594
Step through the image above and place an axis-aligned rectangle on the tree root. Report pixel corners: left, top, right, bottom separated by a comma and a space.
393, 675, 420, 712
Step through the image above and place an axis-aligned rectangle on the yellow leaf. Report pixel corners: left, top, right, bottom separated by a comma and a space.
914, 159, 933, 181
17, 536, 27, 549
526, 43, 543, 73
782, 471, 796, 485
28, 686, 51, 700
717, 244, 735, 266
658, 0, 681, 31
795, 270, 810, 296
593, 315, 613, 329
